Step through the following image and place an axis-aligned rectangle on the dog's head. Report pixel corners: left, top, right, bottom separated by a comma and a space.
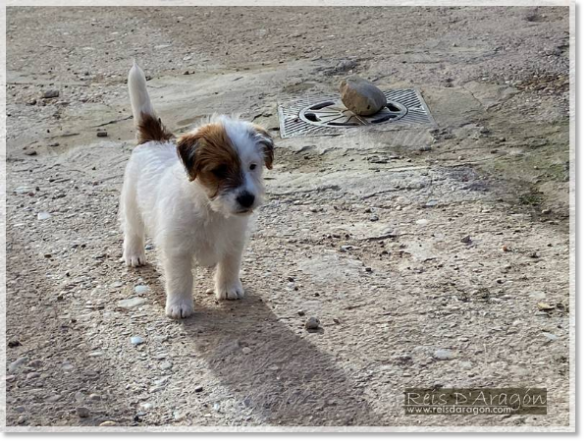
176, 117, 274, 217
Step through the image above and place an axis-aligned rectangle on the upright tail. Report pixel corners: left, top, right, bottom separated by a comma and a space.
128, 62, 173, 145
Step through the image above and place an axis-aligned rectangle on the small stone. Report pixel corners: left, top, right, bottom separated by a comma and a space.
43, 90, 59, 98
134, 285, 150, 295
160, 361, 173, 370
8, 339, 21, 348
537, 302, 555, 311
8, 357, 28, 373
15, 406, 25, 413
206, 288, 214, 295
130, 336, 145, 345
37, 212, 51, 220
305, 317, 320, 331
297, 310, 305, 316
542, 332, 558, 341
340, 76, 387, 116
24, 150, 38, 156
17, 416, 26, 425
502, 245, 510, 252
173, 410, 186, 421
433, 349, 456, 360
194, 385, 204, 393
461, 235, 472, 244
76, 407, 90, 418
242, 347, 252, 355
339, 245, 353, 252
96, 130, 108, 138
117, 297, 147, 310
89, 394, 101, 401
369, 215, 379, 222
99, 421, 117, 427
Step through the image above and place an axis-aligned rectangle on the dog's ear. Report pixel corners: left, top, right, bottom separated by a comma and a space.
252, 125, 274, 170
176, 133, 201, 181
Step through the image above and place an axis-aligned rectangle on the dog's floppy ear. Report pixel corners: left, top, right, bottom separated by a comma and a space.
252, 124, 274, 170
176, 133, 201, 181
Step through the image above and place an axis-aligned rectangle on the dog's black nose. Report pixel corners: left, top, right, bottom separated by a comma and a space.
237, 192, 255, 208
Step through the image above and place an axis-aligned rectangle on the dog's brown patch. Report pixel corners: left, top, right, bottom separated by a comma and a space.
176, 123, 242, 197
137, 113, 174, 145
252, 124, 274, 169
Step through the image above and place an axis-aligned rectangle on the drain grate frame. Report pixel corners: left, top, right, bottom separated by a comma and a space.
278, 89, 436, 138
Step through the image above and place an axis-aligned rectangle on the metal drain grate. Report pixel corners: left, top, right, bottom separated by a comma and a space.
278, 89, 435, 138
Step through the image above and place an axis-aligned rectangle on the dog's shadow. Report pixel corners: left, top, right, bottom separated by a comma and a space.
178, 289, 377, 427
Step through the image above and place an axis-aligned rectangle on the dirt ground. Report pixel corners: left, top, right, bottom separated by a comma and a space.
4, 6, 572, 429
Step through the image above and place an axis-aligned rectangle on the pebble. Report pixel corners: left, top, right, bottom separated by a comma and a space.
89, 394, 101, 401
305, 317, 321, 330
433, 349, 456, 360
117, 297, 147, 310
160, 361, 173, 370
542, 332, 559, 341
15, 406, 26, 413
340, 75, 387, 116
76, 407, 90, 418
369, 215, 379, 222
99, 421, 117, 427
134, 285, 150, 295
96, 130, 108, 138
130, 336, 145, 346
194, 385, 204, 392
8, 357, 28, 373
43, 90, 59, 98
37, 212, 52, 220
242, 347, 252, 355
206, 288, 214, 295
297, 310, 305, 316
17, 416, 26, 425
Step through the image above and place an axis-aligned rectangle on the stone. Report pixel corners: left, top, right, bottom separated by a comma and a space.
130, 336, 145, 346
76, 407, 90, 418
194, 385, 204, 393
8, 357, 28, 373
242, 347, 252, 355
542, 332, 559, 341
96, 130, 108, 137
433, 349, 456, 360
37, 212, 51, 220
117, 297, 147, 310
305, 317, 320, 330
160, 361, 173, 370
134, 285, 150, 295
99, 421, 117, 427
340, 76, 387, 116
43, 90, 59, 99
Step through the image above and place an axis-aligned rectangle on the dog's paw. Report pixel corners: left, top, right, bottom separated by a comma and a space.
124, 252, 147, 267
165, 296, 195, 319
215, 280, 245, 301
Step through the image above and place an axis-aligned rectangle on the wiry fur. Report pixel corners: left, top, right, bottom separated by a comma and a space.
121, 62, 274, 319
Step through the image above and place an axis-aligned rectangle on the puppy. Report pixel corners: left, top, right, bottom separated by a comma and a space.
120, 62, 274, 319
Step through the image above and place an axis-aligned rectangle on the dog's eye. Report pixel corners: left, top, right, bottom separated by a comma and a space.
212, 165, 228, 179
250, 163, 257, 171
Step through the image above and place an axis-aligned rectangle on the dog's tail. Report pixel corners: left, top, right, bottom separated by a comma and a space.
128, 61, 173, 145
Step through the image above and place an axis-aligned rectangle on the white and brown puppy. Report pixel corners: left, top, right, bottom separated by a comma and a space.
121, 62, 274, 319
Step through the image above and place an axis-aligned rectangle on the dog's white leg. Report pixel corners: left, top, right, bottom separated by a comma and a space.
215, 239, 245, 301
163, 252, 195, 319
121, 181, 147, 267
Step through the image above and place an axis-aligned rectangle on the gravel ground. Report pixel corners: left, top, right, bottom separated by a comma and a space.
4, 6, 572, 429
